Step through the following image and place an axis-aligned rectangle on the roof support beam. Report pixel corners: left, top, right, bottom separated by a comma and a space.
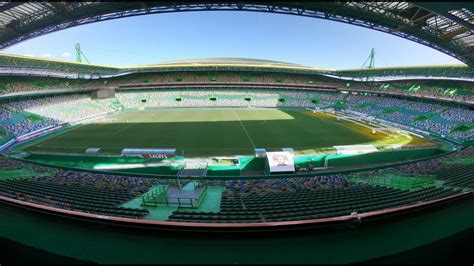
49, 2, 71, 14
441, 26, 469, 40
411, 3, 474, 31
0, 25, 22, 37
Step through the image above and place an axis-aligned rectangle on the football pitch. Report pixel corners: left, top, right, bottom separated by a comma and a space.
22, 108, 413, 157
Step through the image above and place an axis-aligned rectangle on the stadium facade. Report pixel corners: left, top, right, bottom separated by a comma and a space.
0, 2, 473, 263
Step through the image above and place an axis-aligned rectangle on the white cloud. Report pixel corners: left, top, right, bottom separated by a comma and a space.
61, 52, 71, 58
40, 53, 53, 58
22, 54, 34, 57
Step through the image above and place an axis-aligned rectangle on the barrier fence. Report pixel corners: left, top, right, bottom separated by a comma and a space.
141, 186, 208, 208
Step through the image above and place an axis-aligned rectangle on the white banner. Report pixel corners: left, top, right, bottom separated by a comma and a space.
333, 145, 377, 155
266, 151, 295, 173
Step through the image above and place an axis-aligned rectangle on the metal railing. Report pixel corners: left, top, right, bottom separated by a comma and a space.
141, 186, 208, 208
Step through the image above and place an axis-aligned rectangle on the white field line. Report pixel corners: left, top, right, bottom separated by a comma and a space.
112, 123, 135, 135
315, 109, 396, 137
232, 109, 256, 149
111, 111, 156, 135
35, 126, 81, 148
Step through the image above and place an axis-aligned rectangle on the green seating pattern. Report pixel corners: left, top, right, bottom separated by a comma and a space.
0, 178, 148, 219
168, 185, 462, 223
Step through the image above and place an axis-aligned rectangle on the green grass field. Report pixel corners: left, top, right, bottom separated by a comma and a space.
22, 108, 414, 157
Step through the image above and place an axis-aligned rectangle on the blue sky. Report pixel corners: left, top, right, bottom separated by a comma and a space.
1, 11, 464, 69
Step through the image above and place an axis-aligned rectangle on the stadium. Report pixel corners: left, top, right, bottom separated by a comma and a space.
0, 2, 473, 264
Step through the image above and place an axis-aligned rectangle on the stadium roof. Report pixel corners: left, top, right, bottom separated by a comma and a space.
329, 64, 474, 80
1, 53, 473, 81
155, 58, 304, 67
0, 2, 473, 66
